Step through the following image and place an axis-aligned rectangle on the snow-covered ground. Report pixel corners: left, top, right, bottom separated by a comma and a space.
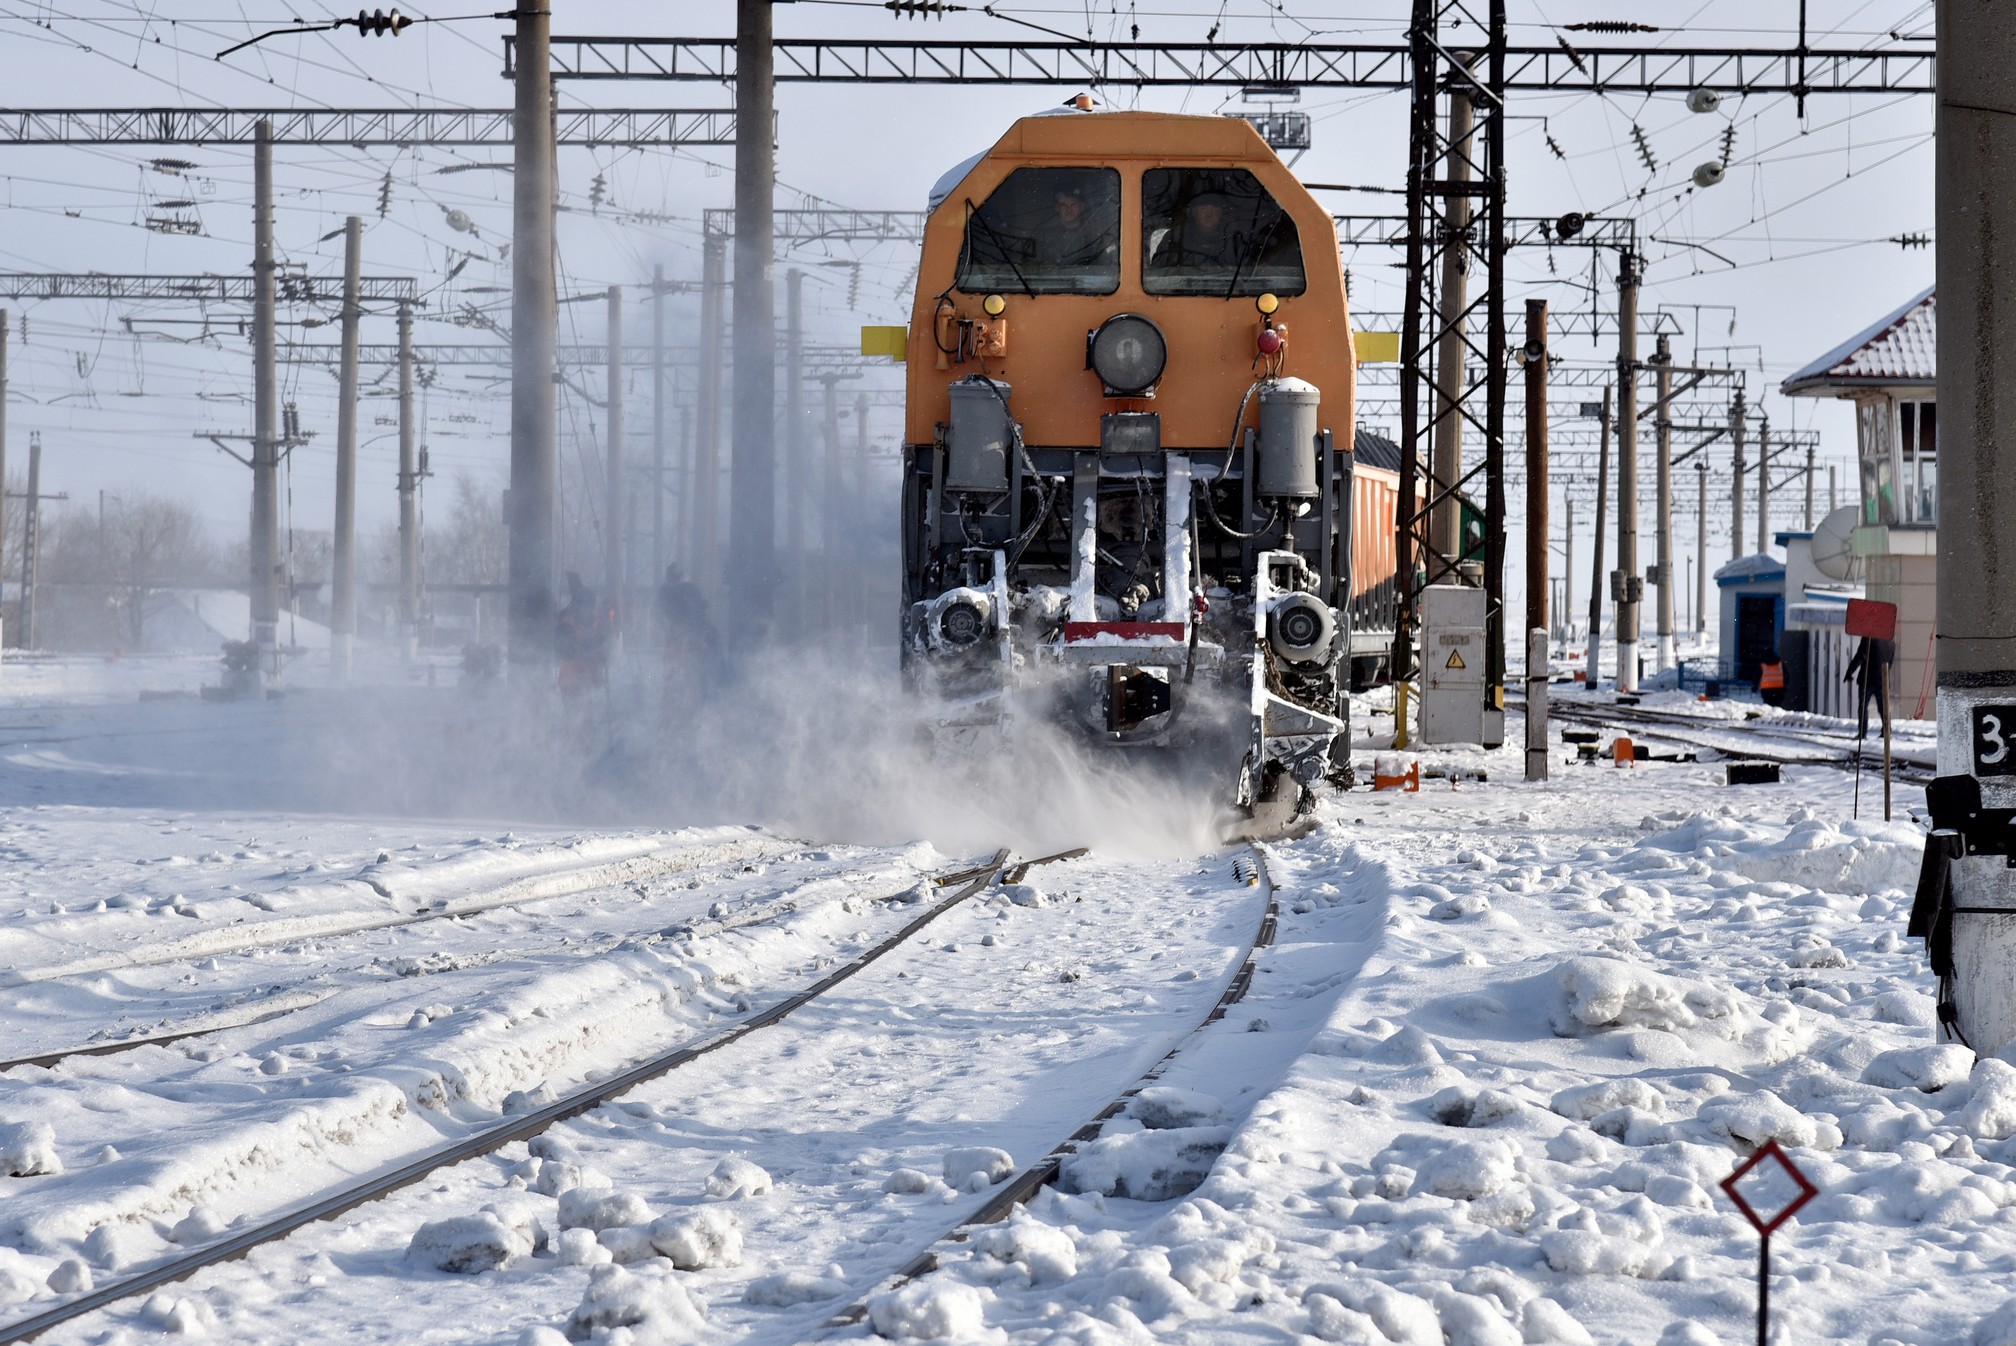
0, 656, 1983, 1346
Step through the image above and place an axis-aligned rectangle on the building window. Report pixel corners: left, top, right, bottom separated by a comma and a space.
1898, 399, 1937, 524
1856, 400, 1896, 526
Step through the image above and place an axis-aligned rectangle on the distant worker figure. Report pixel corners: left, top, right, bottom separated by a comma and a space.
1757, 649, 1787, 708
1152, 193, 1238, 268
1036, 182, 1113, 268
555, 571, 611, 698
657, 564, 719, 719
1843, 635, 1895, 738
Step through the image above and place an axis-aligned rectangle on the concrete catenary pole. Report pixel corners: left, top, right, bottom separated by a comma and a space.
508, 2, 557, 666
0, 307, 8, 642
18, 431, 38, 649
1932, 0, 2016, 1054
331, 215, 363, 680
784, 268, 805, 596
1757, 415, 1773, 555
1615, 251, 1641, 692
1829, 463, 1838, 512
1653, 333, 1675, 672
1563, 496, 1575, 647
696, 231, 727, 593
1430, 86, 1474, 566
1523, 299, 1549, 635
1804, 442, 1817, 529
820, 374, 843, 635
251, 117, 280, 688
855, 392, 871, 641
397, 302, 419, 661
730, 0, 778, 631
1729, 390, 1748, 563
0, 307, 8, 644
1586, 385, 1611, 686
605, 285, 624, 634
652, 265, 667, 596
1695, 459, 1709, 636
1523, 299, 1549, 782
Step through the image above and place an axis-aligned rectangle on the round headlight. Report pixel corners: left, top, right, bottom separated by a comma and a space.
982, 293, 1006, 317
938, 599, 988, 647
1268, 594, 1336, 664
1088, 313, 1167, 395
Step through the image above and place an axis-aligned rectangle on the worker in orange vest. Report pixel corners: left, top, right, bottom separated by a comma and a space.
1758, 649, 1787, 709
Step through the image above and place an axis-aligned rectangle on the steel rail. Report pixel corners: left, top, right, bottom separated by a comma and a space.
822, 845, 1280, 1332
0, 842, 901, 1074
1, 836, 794, 992
1541, 696, 1935, 785
0, 847, 1040, 1344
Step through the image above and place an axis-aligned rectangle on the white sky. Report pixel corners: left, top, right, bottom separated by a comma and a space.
0, 1, 1935, 617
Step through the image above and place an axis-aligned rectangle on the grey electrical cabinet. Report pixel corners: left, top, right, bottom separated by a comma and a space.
1420, 584, 1486, 745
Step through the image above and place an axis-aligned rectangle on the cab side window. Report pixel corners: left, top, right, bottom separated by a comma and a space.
1142, 168, 1305, 297
956, 167, 1121, 295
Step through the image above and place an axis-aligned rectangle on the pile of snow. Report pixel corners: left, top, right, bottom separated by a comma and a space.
942, 1146, 1014, 1191
564, 1263, 707, 1342
0, 1121, 60, 1177
869, 1280, 988, 1340
1060, 1126, 1230, 1202
405, 1211, 533, 1274
647, 1207, 741, 1270
704, 1156, 772, 1199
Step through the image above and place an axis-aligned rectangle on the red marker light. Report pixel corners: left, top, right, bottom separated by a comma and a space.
1257, 328, 1284, 355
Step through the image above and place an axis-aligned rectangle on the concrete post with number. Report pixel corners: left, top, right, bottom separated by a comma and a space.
1935, 0, 2016, 1054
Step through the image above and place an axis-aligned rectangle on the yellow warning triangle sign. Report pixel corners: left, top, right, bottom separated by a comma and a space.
1446, 649, 1467, 670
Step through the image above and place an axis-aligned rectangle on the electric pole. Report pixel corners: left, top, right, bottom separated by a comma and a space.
251, 117, 280, 689
1757, 415, 1773, 555
0, 307, 8, 645
508, 2, 558, 666
652, 264, 667, 597
1523, 298, 1548, 782
331, 215, 362, 680
1695, 459, 1709, 637
1730, 390, 1747, 563
1654, 333, 1675, 673
1804, 442, 1816, 528
1928, 0, 2016, 1054
19, 432, 41, 649
696, 231, 727, 595
1587, 385, 1611, 687
1430, 85, 1473, 567
1614, 251, 1641, 692
785, 266, 804, 621
730, 0, 778, 632
397, 302, 419, 660
605, 283, 624, 633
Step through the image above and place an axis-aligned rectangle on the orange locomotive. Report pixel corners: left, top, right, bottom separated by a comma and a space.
896, 105, 1396, 827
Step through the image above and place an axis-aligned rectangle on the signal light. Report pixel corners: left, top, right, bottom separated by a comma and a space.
1257, 329, 1284, 356
982, 294, 1006, 317
1256, 292, 1279, 315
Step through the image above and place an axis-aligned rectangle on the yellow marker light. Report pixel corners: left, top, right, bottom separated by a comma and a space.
1256, 292, 1280, 315
982, 294, 1006, 317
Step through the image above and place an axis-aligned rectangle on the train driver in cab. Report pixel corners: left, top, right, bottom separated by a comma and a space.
1037, 178, 1118, 268
1151, 191, 1238, 268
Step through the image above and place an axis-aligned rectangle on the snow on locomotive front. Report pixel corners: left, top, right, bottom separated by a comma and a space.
895, 106, 1362, 826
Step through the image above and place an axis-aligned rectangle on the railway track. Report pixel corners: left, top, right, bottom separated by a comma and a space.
0, 842, 1279, 1345
0, 842, 902, 1074
2, 830, 793, 991
1537, 696, 1937, 787
0, 845, 1052, 1344
822, 847, 1278, 1334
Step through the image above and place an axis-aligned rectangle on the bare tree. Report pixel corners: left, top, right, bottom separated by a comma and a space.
43, 493, 217, 649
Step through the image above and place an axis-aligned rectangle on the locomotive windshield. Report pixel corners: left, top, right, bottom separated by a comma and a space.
955, 166, 1121, 295
1142, 168, 1306, 297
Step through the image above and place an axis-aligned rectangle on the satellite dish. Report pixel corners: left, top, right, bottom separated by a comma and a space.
1811, 505, 1862, 582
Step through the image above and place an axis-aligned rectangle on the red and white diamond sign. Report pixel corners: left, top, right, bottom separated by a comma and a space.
1719, 1138, 1818, 1236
